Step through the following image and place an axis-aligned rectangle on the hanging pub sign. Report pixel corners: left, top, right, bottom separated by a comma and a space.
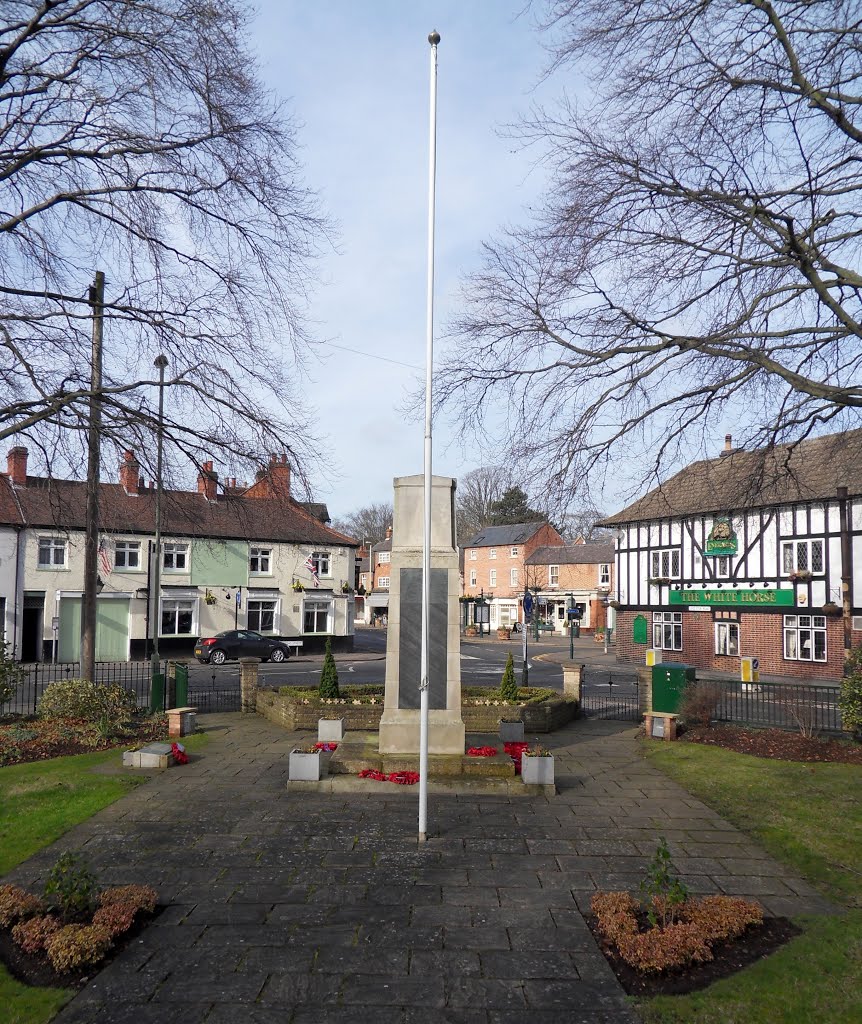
705, 516, 738, 557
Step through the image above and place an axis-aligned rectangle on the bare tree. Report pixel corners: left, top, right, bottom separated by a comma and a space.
331, 503, 393, 547
456, 465, 514, 543
0, 0, 327, 490
437, 1, 862, 502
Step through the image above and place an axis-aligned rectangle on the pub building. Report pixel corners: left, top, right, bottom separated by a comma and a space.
601, 429, 862, 681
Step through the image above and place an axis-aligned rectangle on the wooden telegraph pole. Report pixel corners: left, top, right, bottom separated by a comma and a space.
81, 271, 105, 683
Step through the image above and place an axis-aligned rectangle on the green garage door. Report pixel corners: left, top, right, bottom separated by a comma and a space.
58, 597, 130, 662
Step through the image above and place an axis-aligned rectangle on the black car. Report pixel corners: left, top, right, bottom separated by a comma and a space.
194, 630, 292, 665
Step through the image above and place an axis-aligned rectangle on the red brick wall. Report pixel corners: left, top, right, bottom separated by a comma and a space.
614, 609, 846, 680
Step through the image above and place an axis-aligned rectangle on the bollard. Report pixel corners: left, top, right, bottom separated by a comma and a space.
175, 663, 189, 707
240, 657, 259, 713
150, 671, 165, 713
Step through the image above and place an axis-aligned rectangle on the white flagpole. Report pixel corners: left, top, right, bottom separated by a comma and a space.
419, 29, 440, 843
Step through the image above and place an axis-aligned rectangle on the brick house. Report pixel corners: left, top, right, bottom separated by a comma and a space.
462, 522, 565, 629
365, 527, 393, 625
1, 447, 358, 661
524, 541, 615, 634
601, 430, 862, 680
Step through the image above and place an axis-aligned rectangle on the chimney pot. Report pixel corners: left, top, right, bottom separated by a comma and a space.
725, 434, 733, 451
118, 449, 141, 494
197, 461, 218, 501
6, 446, 28, 486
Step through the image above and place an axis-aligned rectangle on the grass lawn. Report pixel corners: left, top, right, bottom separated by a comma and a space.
0, 733, 209, 1024
639, 739, 862, 1023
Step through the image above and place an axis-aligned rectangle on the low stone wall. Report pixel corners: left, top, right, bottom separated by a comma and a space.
256, 689, 579, 734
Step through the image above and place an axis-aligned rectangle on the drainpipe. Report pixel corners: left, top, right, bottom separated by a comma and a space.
12, 525, 22, 658
837, 486, 852, 663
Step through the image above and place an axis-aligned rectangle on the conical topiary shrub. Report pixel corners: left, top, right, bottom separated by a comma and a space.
319, 637, 339, 699
500, 651, 519, 703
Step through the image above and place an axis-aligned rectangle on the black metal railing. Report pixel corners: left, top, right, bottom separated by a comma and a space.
708, 679, 843, 734
8, 661, 167, 715
581, 675, 642, 720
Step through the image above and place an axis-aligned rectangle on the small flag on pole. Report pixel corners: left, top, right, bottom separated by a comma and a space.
304, 554, 320, 588
98, 538, 112, 576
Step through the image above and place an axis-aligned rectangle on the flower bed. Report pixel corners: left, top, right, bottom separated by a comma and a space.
0, 713, 169, 767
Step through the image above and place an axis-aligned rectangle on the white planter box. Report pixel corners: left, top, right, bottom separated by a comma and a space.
317, 718, 344, 742
499, 720, 524, 742
289, 749, 321, 781
521, 754, 554, 786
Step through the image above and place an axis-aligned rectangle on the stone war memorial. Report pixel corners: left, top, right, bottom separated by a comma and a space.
378, 473, 465, 755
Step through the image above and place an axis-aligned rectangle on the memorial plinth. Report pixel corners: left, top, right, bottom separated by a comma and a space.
378, 474, 465, 755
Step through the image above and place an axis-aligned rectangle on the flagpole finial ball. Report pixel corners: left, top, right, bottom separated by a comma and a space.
428, 30, 440, 45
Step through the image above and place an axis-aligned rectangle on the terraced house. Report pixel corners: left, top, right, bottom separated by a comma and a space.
0, 448, 357, 661
602, 430, 862, 680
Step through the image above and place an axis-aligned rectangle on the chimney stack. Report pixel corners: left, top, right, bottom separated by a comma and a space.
197, 460, 218, 501
385, 525, 392, 540
118, 450, 140, 494
719, 434, 735, 458
6, 446, 28, 486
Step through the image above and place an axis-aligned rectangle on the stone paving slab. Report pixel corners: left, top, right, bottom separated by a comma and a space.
2, 712, 838, 1024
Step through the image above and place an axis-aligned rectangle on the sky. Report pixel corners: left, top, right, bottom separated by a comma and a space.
249, 2, 561, 522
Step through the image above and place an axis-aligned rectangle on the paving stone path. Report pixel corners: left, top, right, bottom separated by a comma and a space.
5, 714, 833, 1024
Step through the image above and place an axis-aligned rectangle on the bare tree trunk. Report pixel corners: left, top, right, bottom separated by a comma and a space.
81, 271, 104, 683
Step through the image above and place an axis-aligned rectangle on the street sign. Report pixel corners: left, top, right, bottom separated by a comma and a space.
523, 592, 534, 616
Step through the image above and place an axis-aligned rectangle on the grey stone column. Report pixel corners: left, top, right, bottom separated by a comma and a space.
561, 662, 585, 702
240, 658, 259, 713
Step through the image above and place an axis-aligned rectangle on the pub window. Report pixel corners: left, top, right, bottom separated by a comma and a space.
114, 541, 141, 570
653, 611, 682, 651
650, 549, 681, 579
249, 547, 271, 574
247, 599, 277, 633
311, 551, 331, 577
783, 615, 827, 662
781, 539, 824, 575
715, 621, 739, 657
303, 598, 333, 634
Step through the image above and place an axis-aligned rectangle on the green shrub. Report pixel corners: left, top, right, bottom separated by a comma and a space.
45, 922, 113, 972
0, 640, 23, 706
640, 836, 689, 928
318, 637, 339, 699
0, 884, 45, 928
840, 648, 862, 740
499, 652, 518, 702
37, 679, 137, 723
43, 851, 100, 918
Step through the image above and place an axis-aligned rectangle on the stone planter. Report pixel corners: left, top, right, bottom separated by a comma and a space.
499, 720, 524, 742
496, 628, 511, 639
318, 718, 344, 742
521, 753, 554, 786
289, 749, 321, 781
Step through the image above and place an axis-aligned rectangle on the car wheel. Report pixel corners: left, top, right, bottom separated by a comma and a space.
270, 648, 286, 663
210, 649, 227, 665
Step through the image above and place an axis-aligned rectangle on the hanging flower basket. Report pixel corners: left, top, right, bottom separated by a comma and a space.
291, 582, 305, 592
822, 602, 841, 616
648, 577, 671, 586
607, 599, 621, 609
790, 570, 813, 583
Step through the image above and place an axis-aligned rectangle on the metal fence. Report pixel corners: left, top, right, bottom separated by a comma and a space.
8, 661, 168, 715
581, 677, 642, 721
187, 665, 241, 713
708, 679, 843, 734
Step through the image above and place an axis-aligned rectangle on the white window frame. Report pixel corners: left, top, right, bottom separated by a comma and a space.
470, 549, 477, 560
650, 549, 681, 580
37, 537, 67, 568
378, 575, 390, 588
783, 614, 827, 662
510, 568, 519, 587
114, 540, 141, 571
653, 611, 682, 651
489, 548, 497, 559
469, 569, 477, 587
549, 565, 559, 587
160, 597, 197, 636
247, 598, 278, 633
715, 621, 739, 657
489, 568, 497, 587
510, 547, 519, 557
379, 551, 391, 563
498, 602, 518, 626
599, 563, 610, 586
162, 542, 189, 573
312, 551, 331, 577
303, 597, 333, 634
781, 539, 825, 576
249, 546, 272, 575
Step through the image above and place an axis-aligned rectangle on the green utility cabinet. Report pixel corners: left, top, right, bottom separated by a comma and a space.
651, 663, 696, 714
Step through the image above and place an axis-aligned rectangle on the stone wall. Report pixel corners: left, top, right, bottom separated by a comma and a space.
256, 689, 579, 734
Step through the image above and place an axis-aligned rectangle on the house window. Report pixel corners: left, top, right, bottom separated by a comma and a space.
469, 569, 477, 587
163, 542, 189, 572
781, 539, 824, 575
379, 551, 391, 563
248, 599, 277, 633
715, 622, 739, 656
37, 537, 66, 568
249, 547, 271, 574
489, 548, 497, 559
650, 549, 681, 579
161, 599, 195, 635
510, 568, 519, 586
783, 615, 827, 661
470, 549, 477, 560
653, 611, 682, 651
549, 565, 559, 586
378, 576, 390, 588
303, 598, 332, 634
114, 541, 141, 570
510, 547, 519, 557
499, 603, 517, 625
489, 569, 497, 587
312, 551, 331, 577
599, 563, 610, 586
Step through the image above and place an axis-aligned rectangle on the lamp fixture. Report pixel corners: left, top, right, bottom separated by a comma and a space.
716, 583, 723, 588
732, 583, 738, 588
763, 582, 769, 588
686, 583, 692, 589
223, 590, 231, 600
702, 583, 707, 589
749, 582, 756, 588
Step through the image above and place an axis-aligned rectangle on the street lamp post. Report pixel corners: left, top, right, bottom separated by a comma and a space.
150, 354, 168, 680
567, 592, 575, 660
